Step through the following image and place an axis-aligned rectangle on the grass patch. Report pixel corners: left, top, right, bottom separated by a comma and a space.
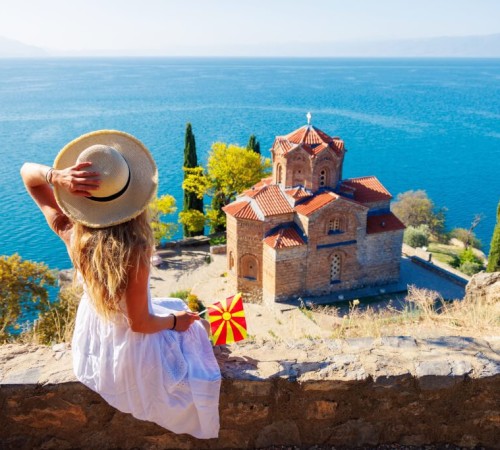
427, 242, 459, 265
310, 286, 499, 339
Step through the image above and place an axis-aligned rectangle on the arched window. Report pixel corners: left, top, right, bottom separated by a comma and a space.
277, 164, 283, 184
240, 254, 258, 281
229, 251, 235, 271
331, 254, 341, 282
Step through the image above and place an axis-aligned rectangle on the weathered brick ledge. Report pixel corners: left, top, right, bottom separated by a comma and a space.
1, 336, 499, 449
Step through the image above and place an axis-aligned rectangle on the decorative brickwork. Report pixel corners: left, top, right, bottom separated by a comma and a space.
225, 122, 404, 302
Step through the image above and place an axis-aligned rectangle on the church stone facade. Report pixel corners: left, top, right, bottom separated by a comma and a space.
223, 123, 405, 303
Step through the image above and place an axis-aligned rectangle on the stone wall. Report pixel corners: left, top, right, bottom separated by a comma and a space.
360, 230, 404, 286
1, 335, 499, 449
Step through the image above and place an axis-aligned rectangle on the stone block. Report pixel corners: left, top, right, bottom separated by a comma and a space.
254, 420, 301, 448
305, 400, 338, 419
380, 336, 417, 348
475, 352, 500, 377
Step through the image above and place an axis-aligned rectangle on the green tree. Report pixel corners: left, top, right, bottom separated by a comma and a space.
392, 190, 447, 238
182, 123, 204, 237
183, 142, 271, 232
0, 254, 56, 342
247, 134, 261, 154
149, 195, 177, 246
178, 209, 206, 235
487, 201, 500, 272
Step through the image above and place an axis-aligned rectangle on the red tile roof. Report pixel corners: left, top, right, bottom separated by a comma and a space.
271, 125, 344, 157
264, 227, 305, 249
285, 186, 313, 200
243, 177, 273, 197
285, 125, 334, 145
271, 138, 294, 156
252, 185, 294, 217
341, 176, 392, 203
223, 201, 260, 221
295, 191, 339, 216
223, 201, 248, 216
366, 213, 405, 234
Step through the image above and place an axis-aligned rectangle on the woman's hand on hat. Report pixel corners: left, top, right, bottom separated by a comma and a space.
53, 162, 100, 197
171, 311, 200, 332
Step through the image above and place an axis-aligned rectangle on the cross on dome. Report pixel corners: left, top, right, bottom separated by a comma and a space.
306, 112, 312, 125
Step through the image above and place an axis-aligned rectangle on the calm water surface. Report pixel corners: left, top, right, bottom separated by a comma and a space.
0, 57, 499, 270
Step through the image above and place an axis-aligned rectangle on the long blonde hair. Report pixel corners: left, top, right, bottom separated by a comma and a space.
70, 210, 154, 320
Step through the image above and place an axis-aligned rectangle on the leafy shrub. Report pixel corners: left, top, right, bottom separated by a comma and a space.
459, 261, 484, 276
403, 225, 429, 248
209, 234, 227, 245
459, 248, 483, 265
27, 286, 80, 345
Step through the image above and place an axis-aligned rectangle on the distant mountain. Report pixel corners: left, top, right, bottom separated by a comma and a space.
0, 36, 46, 57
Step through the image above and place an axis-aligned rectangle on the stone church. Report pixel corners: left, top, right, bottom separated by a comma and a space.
223, 120, 405, 303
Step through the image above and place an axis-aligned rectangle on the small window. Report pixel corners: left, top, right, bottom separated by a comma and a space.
328, 217, 342, 234
331, 254, 341, 282
319, 169, 327, 187
277, 164, 283, 184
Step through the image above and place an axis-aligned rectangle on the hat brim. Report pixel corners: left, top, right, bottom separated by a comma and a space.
54, 130, 158, 228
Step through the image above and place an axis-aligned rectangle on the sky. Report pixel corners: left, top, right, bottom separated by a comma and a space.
1, 0, 499, 54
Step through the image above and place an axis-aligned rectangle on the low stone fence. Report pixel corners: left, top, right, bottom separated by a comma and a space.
1, 336, 499, 449
402, 244, 471, 287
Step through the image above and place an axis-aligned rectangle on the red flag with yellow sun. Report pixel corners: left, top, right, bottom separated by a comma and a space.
207, 293, 247, 346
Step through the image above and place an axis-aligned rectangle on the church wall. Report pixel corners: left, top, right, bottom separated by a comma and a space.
227, 216, 265, 298
262, 244, 308, 304
301, 205, 367, 295
285, 150, 312, 189
310, 150, 343, 191
359, 230, 404, 285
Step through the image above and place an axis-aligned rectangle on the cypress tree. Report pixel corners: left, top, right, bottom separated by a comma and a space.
486, 201, 500, 272
183, 123, 204, 237
247, 134, 261, 155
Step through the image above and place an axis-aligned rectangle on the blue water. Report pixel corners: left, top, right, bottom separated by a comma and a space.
1, 58, 499, 271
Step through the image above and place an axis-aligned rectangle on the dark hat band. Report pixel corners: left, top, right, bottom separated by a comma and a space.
87, 170, 131, 203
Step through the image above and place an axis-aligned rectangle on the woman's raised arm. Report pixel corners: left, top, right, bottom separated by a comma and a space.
20, 161, 100, 241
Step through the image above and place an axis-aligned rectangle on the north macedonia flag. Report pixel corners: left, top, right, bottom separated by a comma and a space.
207, 293, 247, 346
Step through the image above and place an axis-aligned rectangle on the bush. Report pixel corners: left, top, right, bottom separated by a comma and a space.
458, 248, 482, 265
459, 261, 484, 276
169, 289, 190, 300
26, 286, 80, 345
209, 234, 227, 245
186, 293, 204, 313
403, 225, 429, 248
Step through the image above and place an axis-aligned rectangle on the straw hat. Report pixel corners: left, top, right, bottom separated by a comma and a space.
53, 130, 158, 228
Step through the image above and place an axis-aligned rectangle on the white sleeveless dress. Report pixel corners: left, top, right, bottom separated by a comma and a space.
71, 280, 221, 439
